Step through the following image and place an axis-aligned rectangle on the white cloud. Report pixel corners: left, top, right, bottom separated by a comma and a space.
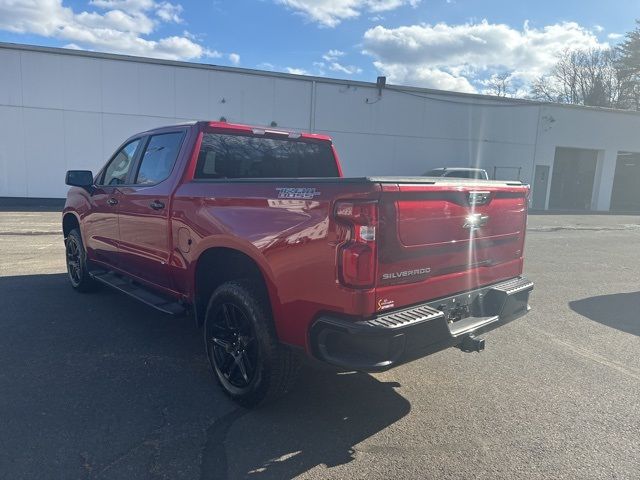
275, 0, 420, 27
155, 1, 183, 23
228, 52, 240, 65
182, 29, 198, 40
90, 0, 156, 10
0, 0, 213, 60
75, 9, 155, 35
374, 62, 475, 92
317, 50, 361, 75
328, 61, 362, 75
608, 32, 624, 40
312, 61, 326, 75
286, 67, 310, 75
261, 53, 361, 77
593, 24, 604, 33
363, 20, 607, 93
322, 49, 345, 61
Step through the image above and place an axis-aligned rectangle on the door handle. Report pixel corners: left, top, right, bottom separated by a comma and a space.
150, 200, 165, 210
107, 197, 118, 206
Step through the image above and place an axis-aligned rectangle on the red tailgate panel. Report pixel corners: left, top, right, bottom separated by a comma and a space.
375, 183, 528, 312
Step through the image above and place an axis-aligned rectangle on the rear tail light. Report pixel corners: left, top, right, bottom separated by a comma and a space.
335, 201, 378, 288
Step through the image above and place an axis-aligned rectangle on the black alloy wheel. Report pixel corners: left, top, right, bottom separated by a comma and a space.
207, 302, 258, 390
203, 280, 301, 407
66, 234, 83, 287
65, 228, 98, 292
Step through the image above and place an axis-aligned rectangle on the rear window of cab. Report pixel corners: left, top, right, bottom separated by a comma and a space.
195, 133, 339, 179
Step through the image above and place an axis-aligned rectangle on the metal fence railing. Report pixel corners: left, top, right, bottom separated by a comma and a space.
492, 166, 522, 181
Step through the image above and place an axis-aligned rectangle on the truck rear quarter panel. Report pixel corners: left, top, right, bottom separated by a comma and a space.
170, 180, 381, 348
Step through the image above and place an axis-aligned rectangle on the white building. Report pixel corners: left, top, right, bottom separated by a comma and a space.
1, 42, 640, 211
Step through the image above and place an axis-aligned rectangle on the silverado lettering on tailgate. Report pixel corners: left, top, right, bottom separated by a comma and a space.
382, 267, 431, 281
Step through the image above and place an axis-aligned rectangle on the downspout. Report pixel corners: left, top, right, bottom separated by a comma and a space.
530, 105, 543, 208
309, 80, 317, 133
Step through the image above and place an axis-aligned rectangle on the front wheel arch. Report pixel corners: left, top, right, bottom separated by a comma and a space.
62, 212, 80, 239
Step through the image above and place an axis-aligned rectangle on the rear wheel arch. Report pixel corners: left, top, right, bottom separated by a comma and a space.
193, 247, 276, 328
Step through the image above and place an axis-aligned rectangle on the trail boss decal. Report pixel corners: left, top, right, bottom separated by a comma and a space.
377, 298, 395, 310
276, 187, 321, 200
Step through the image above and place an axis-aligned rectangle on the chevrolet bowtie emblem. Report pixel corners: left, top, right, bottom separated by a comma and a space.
463, 213, 489, 229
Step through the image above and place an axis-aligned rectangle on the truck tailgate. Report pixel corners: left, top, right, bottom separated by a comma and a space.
375, 181, 529, 312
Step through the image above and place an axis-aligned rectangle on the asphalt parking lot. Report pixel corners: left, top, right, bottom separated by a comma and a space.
1, 210, 639, 479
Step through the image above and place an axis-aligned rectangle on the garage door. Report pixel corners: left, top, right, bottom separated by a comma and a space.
549, 147, 598, 211
610, 152, 640, 211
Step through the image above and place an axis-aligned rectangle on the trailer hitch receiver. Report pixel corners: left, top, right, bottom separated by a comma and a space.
459, 335, 485, 353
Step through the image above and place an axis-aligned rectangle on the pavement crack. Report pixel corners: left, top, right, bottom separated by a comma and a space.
94, 402, 170, 478
531, 327, 640, 381
0, 231, 62, 236
95, 437, 160, 478
528, 225, 640, 233
199, 408, 248, 480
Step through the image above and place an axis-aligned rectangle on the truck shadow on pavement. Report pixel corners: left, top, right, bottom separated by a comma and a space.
204, 370, 410, 480
0, 273, 410, 479
569, 292, 640, 337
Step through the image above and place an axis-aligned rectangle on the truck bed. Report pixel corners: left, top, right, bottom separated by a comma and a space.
192, 176, 523, 186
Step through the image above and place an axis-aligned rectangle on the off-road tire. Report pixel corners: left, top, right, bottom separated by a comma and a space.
65, 228, 99, 293
204, 279, 300, 407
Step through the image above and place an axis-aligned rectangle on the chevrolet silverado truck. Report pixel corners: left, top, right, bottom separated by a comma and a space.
63, 121, 533, 407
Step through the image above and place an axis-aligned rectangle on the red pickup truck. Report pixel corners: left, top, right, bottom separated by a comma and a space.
63, 121, 533, 406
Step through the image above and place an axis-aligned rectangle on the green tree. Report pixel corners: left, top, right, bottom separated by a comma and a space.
617, 20, 640, 109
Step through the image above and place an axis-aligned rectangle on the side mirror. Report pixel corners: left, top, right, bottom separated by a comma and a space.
66, 170, 94, 189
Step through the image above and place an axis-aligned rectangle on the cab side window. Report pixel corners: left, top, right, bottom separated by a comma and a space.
134, 132, 185, 185
100, 139, 141, 186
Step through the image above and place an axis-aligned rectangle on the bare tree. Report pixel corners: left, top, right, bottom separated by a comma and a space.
484, 72, 514, 97
530, 48, 631, 108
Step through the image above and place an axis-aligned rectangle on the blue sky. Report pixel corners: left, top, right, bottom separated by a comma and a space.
0, 0, 638, 94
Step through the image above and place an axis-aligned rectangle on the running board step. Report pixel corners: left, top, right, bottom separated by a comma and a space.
361, 304, 445, 329
490, 277, 534, 295
90, 270, 186, 316
449, 315, 499, 337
